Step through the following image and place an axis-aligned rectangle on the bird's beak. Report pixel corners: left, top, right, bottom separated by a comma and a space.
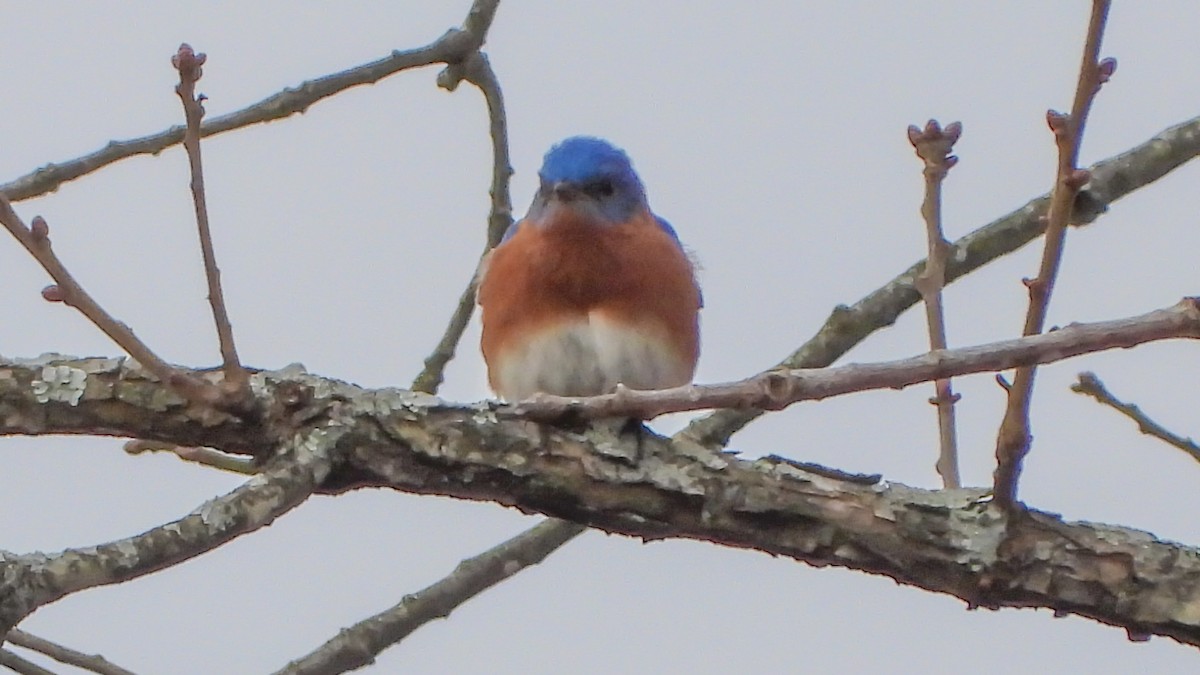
549, 181, 583, 202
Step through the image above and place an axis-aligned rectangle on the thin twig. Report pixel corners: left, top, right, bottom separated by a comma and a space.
4, 630, 137, 675
514, 299, 1200, 422
124, 440, 257, 474
0, 0, 502, 204
993, 0, 1115, 509
450, 51, 515, 249
678, 113, 1200, 450
908, 119, 963, 488
411, 277, 482, 395
172, 44, 250, 402
275, 519, 584, 675
412, 52, 514, 394
0, 649, 57, 675
0, 200, 222, 408
1072, 372, 1200, 464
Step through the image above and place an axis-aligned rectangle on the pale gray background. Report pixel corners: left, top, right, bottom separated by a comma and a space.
2, 2, 1199, 673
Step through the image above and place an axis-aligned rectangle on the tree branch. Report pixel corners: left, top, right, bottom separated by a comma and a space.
7, 344, 1200, 645
275, 519, 584, 675
171, 44, 250, 404
3, 630, 137, 675
1072, 372, 1200, 463
6, 301, 1196, 449
994, 0, 1115, 508
908, 119, 963, 488
679, 111, 1200, 450
0, 437, 333, 633
442, 51, 514, 250
345, 387, 1200, 649
0, 0, 502, 204
4, 300, 1198, 447
412, 50, 513, 395
0, 649, 56, 675
514, 299, 1200, 421
124, 440, 257, 474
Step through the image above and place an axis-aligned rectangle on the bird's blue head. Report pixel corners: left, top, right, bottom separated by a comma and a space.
527, 136, 648, 226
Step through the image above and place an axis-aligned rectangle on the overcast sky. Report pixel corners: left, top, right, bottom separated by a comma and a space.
3, 2, 1200, 673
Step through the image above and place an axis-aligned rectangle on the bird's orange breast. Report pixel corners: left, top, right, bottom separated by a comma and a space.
478, 209, 700, 399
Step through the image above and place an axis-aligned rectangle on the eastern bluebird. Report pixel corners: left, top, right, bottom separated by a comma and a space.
478, 136, 701, 402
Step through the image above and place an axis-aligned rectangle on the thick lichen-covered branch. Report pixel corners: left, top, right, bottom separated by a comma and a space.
4, 355, 1200, 647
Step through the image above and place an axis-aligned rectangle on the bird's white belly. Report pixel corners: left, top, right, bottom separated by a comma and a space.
494, 312, 689, 400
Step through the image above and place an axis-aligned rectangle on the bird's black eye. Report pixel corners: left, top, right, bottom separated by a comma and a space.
584, 179, 615, 198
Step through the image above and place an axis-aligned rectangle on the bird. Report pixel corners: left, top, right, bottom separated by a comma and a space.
477, 136, 701, 405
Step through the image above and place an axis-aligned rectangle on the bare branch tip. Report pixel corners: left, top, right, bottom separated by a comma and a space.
172, 43, 207, 82
907, 118, 962, 165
